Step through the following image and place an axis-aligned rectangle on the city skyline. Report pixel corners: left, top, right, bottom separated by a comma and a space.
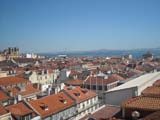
1, 0, 160, 53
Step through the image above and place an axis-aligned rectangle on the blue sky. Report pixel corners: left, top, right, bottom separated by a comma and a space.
0, 0, 160, 53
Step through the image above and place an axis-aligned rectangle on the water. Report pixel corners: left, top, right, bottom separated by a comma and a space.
39, 49, 160, 58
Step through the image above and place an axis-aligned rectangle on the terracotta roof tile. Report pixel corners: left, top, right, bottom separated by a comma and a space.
109, 74, 125, 81
28, 92, 75, 118
122, 96, 160, 111
0, 104, 8, 115
142, 86, 160, 97
85, 76, 118, 85
19, 84, 41, 97
7, 84, 40, 97
80, 105, 120, 120
6, 102, 33, 116
153, 80, 160, 87
64, 86, 97, 103
65, 79, 83, 86
0, 90, 10, 102
0, 77, 28, 86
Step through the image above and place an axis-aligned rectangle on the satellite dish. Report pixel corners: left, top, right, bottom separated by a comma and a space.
132, 111, 140, 119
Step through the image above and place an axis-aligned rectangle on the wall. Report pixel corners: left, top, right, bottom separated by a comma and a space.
105, 87, 137, 105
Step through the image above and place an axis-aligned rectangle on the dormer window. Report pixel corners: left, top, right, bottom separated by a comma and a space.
82, 89, 88, 94
40, 103, 48, 111
59, 96, 67, 104
74, 92, 80, 97
60, 99, 67, 104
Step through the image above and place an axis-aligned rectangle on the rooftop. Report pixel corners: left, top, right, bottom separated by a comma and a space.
153, 79, 160, 87
64, 86, 97, 103
0, 104, 8, 116
0, 76, 29, 86
19, 84, 41, 97
28, 92, 74, 118
0, 90, 10, 102
65, 79, 83, 86
6, 102, 33, 116
108, 72, 160, 92
85, 75, 119, 85
142, 86, 160, 97
122, 96, 160, 111
80, 105, 120, 120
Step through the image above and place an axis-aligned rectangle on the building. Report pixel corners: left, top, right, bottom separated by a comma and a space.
28, 92, 76, 120
6, 101, 40, 120
65, 79, 83, 87
105, 72, 160, 105
0, 76, 40, 102
0, 104, 12, 120
3, 47, 20, 58
83, 73, 124, 104
12, 58, 36, 67
0, 54, 6, 62
84, 74, 124, 92
0, 76, 29, 89
0, 90, 12, 106
63, 86, 99, 119
26, 53, 38, 59
26, 69, 55, 92
121, 96, 160, 119
0, 71, 7, 78
8, 83, 41, 102
80, 105, 120, 120
141, 86, 160, 97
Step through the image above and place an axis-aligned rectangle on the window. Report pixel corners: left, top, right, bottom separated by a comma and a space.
83, 103, 85, 109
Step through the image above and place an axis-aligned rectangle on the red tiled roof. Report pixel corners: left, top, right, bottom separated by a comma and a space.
80, 105, 120, 120
0, 90, 10, 102
85, 76, 118, 85
7, 84, 40, 97
142, 86, 160, 97
64, 86, 97, 103
6, 102, 33, 116
65, 79, 83, 86
0, 104, 8, 115
0, 77, 28, 86
29, 92, 75, 118
8, 87, 19, 97
109, 74, 125, 81
122, 96, 160, 111
153, 80, 160, 87
19, 84, 41, 97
